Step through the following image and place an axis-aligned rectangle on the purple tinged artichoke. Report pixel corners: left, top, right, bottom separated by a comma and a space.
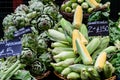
29, 1, 44, 13
12, 13, 30, 29
14, 4, 29, 14
36, 14, 54, 32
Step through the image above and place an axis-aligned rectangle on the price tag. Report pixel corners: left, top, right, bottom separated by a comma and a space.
88, 21, 109, 36
0, 38, 22, 58
14, 27, 32, 38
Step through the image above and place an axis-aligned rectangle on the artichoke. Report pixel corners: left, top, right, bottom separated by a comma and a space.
29, 0, 54, 5
22, 31, 47, 54
29, 1, 44, 14
4, 26, 17, 40
30, 60, 47, 76
19, 48, 36, 65
37, 32, 48, 52
43, 4, 59, 21
22, 33, 38, 54
38, 38, 47, 49
30, 19, 37, 27
39, 52, 52, 68
28, 0, 40, 5
39, 0, 54, 4
36, 14, 54, 33
38, 31, 52, 48
2, 14, 14, 29
14, 4, 29, 14
12, 13, 30, 29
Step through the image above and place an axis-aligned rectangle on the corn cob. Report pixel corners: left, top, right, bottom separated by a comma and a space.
103, 61, 115, 79
60, 18, 73, 36
51, 42, 69, 48
76, 39, 93, 64
48, 29, 67, 42
64, 32, 72, 44
67, 72, 80, 80
98, 37, 110, 49
54, 59, 61, 63
79, 24, 88, 40
72, 29, 81, 53
86, 0, 100, 8
87, 67, 101, 80
80, 68, 89, 80
69, 64, 93, 73
79, 32, 88, 45
94, 52, 107, 72
102, 46, 117, 54
92, 36, 110, 61
61, 67, 72, 76
86, 37, 100, 55
72, 29, 88, 53
51, 66, 64, 73
69, 64, 86, 73
52, 47, 73, 55
73, 5, 83, 29
57, 27, 64, 33
53, 51, 76, 61
51, 58, 75, 67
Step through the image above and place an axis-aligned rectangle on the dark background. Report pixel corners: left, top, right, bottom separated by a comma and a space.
101, 0, 120, 21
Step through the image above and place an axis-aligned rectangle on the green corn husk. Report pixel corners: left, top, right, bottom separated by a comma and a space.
67, 72, 80, 80
87, 67, 101, 80
103, 61, 115, 79
53, 51, 76, 61
51, 58, 75, 67
51, 42, 69, 48
52, 47, 73, 55
79, 24, 88, 40
86, 37, 101, 55
59, 18, 73, 36
48, 29, 67, 42
53, 66, 64, 74
80, 68, 89, 80
69, 64, 93, 73
102, 46, 117, 54
61, 67, 72, 76
92, 36, 110, 61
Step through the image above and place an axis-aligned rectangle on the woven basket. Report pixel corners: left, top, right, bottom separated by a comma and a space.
35, 71, 51, 80
54, 71, 117, 80
105, 76, 117, 80
60, 0, 108, 23
54, 71, 67, 80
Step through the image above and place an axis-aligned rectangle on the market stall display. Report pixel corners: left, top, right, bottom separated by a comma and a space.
0, 0, 120, 80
